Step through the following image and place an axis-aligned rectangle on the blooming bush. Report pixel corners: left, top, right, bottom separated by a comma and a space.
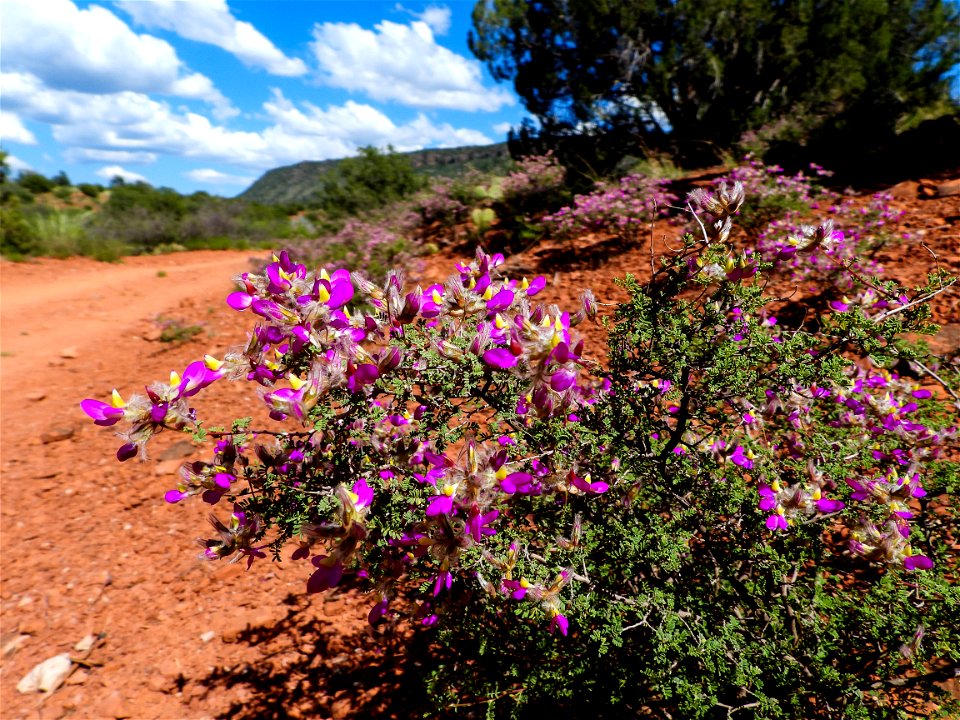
83, 184, 958, 718
707, 158, 910, 290
498, 153, 566, 204
543, 173, 678, 244
282, 215, 420, 288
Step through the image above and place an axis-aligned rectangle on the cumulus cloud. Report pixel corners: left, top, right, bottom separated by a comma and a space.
395, 4, 452, 35
185, 168, 257, 186
310, 20, 513, 111
64, 149, 158, 165
4, 75, 492, 171
0, 111, 37, 145
118, 0, 307, 77
492, 121, 514, 136
5, 154, 33, 173
96, 165, 149, 183
0, 0, 236, 118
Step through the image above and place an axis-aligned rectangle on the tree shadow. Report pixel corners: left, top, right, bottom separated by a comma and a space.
531, 235, 637, 273
198, 592, 454, 720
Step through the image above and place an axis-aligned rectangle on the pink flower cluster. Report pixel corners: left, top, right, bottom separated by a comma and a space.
81, 247, 606, 634
499, 153, 566, 201
543, 174, 677, 241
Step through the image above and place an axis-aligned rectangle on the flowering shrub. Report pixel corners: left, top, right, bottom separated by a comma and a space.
708, 158, 909, 290
83, 185, 958, 718
283, 215, 419, 288
543, 173, 678, 244
498, 153, 566, 204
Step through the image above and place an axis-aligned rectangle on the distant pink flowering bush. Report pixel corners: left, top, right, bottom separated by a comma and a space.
543, 173, 678, 243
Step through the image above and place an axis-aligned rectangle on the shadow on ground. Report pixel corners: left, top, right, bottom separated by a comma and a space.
199, 593, 447, 720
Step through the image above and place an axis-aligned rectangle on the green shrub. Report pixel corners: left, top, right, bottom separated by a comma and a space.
77, 183, 104, 199
0, 201, 40, 258
313, 146, 427, 218
17, 171, 55, 195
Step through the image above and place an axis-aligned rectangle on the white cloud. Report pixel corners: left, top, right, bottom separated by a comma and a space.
64, 149, 158, 164
310, 20, 513, 111
395, 4, 452, 35
0, 111, 37, 145
118, 0, 307, 77
96, 165, 149, 183
5, 154, 33, 173
492, 121, 513, 136
0, 0, 235, 117
185, 168, 256, 186
4, 75, 492, 171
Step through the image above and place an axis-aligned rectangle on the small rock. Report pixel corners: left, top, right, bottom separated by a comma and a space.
2, 634, 30, 658
199, 630, 216, 643
74, 634, 97, 652
26, 391, 46, 402
17, 617, 45, 635
221, 621, 248, 644
157, 658, 182, 678
147, 674, 172, 693
211, 561, 246, 582
40, 427, 74, 444
153, 459, 184, 477
330, 694, 352, 720
64, 669, 88, 685
16, 653, 73, 693
97, 690, 132, 719
158, 439, 197, 461
60, 347, 79, 359
143, 328, 163, 342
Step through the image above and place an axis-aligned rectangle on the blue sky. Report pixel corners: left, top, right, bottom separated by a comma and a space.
0, 0, 527, 196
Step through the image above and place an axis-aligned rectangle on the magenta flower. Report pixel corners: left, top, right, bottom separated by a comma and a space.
80, 398, 125, 426
466, 508, 499, 541
815, 497, 845, 513
766, 513, 788, 531
307, 555, 344, 593
367, 596, 391, 626
904, 554, 933, 571
549, 612, 569, 636
433, 570, 453, 596
426, 493, 455, 517
177, 360, 223, 399
523, 276, 546, 296
568, 471, 608, 494
503, 578, 531, 600
500, 471, 534, 494
483, 347, 519, 370
729, 446, 755, 469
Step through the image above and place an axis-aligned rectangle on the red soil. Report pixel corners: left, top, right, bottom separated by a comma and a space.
0, 181, 957, 719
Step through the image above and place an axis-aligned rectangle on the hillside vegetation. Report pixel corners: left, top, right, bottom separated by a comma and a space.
240, 142, 509, 205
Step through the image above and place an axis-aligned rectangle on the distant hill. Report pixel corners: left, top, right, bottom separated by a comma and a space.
240, 142, 511, 206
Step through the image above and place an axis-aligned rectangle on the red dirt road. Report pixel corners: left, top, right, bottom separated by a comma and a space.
0, 250, 377, 720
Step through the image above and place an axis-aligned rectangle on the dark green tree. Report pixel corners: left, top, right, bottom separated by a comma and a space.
469, 0, 959, 171
17, 171, 55, 195
314, 145, 426, 218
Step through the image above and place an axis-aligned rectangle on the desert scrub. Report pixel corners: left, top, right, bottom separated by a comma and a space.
83, 182, 958, 719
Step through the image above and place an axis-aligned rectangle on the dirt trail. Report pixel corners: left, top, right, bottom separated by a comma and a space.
0, 251, 256, 390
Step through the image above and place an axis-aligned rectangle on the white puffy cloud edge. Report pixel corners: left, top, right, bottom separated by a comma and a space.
116, 0, 307, 77
310, 18, 513, 112
0, 0, 507, 190
3, 75, 492, 174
